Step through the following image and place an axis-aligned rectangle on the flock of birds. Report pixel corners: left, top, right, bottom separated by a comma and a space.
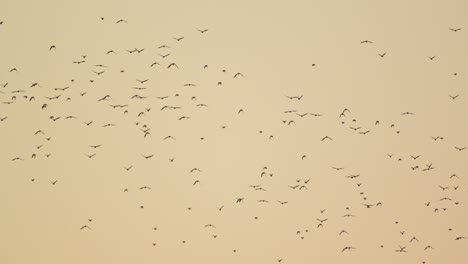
1, 15, 467, 264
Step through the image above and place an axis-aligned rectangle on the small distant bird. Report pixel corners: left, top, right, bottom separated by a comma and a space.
167, 63, 179, 69
142, 154, 154, 159
342, 246, 356, 252
234, 72, 244, 78
49, 45, 56, 51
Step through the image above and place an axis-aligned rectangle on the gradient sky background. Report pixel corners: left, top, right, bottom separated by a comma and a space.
1, 1, 467, 263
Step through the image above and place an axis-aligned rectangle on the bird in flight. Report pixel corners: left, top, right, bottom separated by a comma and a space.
142, 154, 154, 159
197, 28, 209, 33
454, 146, 466, 151
167, 63, 179, 69
285, 95, 303, 100
234, 72, 244, 78
342, 246, 356, 252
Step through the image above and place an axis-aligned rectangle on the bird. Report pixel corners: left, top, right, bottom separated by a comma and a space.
49, 45, 56, 51
142, 154, 154, 159
285, 95, 303, 100
342, 247, 356, 252
395, 246, 407, 252
449, 28, 462, 32
197, 28, 209, 33
234, 72, 244, 78
167, 63, 179, 69
339, 230, 349, 235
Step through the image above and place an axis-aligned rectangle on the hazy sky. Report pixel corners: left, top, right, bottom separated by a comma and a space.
1, 1, 467, 263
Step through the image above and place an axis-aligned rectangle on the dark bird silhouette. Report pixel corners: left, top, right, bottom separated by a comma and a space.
342, 246, 356, 252
285, 95, 303, 100
234, 72, 244, 78
167, 63, 179, 69
142, 154, 154, 159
